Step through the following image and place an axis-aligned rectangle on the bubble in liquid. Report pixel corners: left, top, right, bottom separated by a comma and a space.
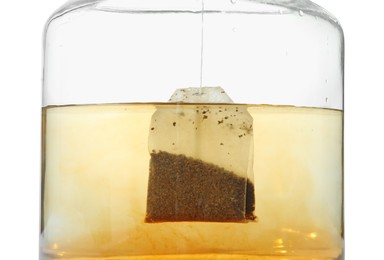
230, 0, 237, 4
299, 10, 304, 16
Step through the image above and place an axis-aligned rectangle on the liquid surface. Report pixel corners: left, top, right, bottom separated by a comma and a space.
41, 103, 343, 259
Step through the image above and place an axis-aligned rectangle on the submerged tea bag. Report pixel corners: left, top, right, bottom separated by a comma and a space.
146, 87, 255, 223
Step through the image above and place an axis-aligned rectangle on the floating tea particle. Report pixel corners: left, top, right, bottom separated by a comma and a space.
146, 87, 255, 223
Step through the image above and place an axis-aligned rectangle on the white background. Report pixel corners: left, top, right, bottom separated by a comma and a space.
0, 0, 383, 259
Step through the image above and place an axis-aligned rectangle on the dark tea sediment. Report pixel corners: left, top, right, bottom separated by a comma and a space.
146, 151, 256, 223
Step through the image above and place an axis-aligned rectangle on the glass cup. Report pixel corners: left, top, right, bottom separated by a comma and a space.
40, 0, 344, 259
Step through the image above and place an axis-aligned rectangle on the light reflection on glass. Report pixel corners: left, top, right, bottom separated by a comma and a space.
308, 232, 318, 239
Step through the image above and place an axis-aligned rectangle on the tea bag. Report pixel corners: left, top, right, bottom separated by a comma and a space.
146, 87, 255, 223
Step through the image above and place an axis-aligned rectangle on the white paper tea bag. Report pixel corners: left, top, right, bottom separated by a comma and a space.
146, 87, 255, 223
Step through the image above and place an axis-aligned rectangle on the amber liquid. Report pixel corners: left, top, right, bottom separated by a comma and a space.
40, 104, 344, 259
